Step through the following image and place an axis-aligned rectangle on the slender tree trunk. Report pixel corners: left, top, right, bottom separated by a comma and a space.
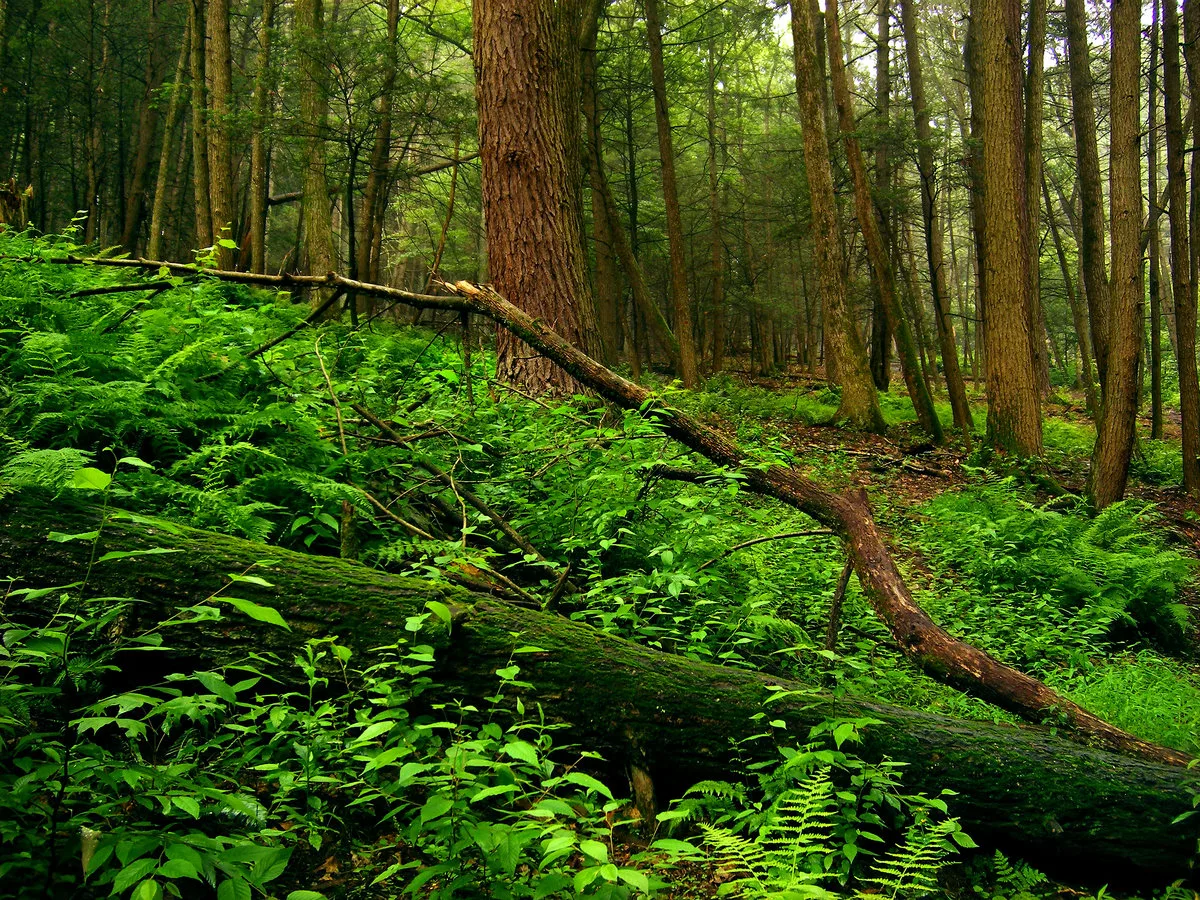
188, 0, 212, 249
297, 0, 334, 286
474, 0, 598, 394
357, 0, 397, 293
1024, 0, 1051, 395
789, 0, 884, 432
1172, 0, 1200, 493
974, 0, 1043, 456
1089, 0, 1142, 508
1149, 0, 1163, 440
1065, 0, 1111, 390
899, 0, 974, 439
147, 21, 191, 262
248, 0, 277, 275
825, 0, 941, 441
869, 0, 893, 393
706, 37, 726, 375
205, 0, 234, 267
120, 0, 163, 254
84, 0, 112, 244
643, 0, 699, 388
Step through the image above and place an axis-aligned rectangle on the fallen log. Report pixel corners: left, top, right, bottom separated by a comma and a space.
0, 494, 1195, 883
13, 254, 1190, 766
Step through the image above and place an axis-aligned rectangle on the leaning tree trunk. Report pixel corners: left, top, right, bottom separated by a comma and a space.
0, 493, 1194, 883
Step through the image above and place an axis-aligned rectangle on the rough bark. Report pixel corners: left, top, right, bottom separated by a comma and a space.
898, 0, 974, 439
974, 0, 1043, 456
147, 20, 191, 262
1065, 0, 1111, 390
357, 0, 397, 289
297, 0, 334, 284
825, 0, 942, 443
248, 0, 277, 275
789, 0, 885, 433
0, 494, 1194, 881
120, 0, 164, 255
705, 37, 726, 375
188, 0, 212, 250
643, 0, 699, 388
1177, 0, 1200, 494
1149, 0, 1163, 441
1024, 0, 1051, 395
205, 0, 234, 268
869, 0, 892, 394
474, 0, 598, 395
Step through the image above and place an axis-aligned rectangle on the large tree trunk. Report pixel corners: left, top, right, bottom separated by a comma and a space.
1176, 0, 1200, 494
974, 0, 1043, 456
788, 0, 885, 433
205, 0, 234, 269
1, 494, 1194, 883
898, 0, 974, 440
643, 0, 699, 388
825, 0, 942, 444
473, 0, 598, 395
297, 0, 334, 285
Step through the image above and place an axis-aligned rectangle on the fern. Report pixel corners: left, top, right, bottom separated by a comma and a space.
860, 818, 961, 899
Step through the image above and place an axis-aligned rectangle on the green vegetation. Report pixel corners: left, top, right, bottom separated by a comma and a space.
1, 235, 1198, 897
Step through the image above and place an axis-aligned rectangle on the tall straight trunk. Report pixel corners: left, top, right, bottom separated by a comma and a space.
297, 0, 334, 285
974, 0, 1043, 456
899, 0, 974, 438
1024, 0, 1050, 394
1065, 0, 1111, 390
869, 0, 893, 392
205, 0, 234, 267
357, 0, 397, 288
825, 0, 942, 441
643, 0, 699, 388
121, 0, 163, 254
789, 0, 885, 432
963, 9, 988, 389
188, 0, 212, 249
248, 0, 277, 275
1089, 0, 1142, 508
1149, 0, 1163, 440
582, 0, 620, 366
1171, 0, 1200, 493
147, 20, 191, 262
473, 0, 598, 394
1043, 173, 1099, 417
706, 37, 726, 375
85, 0, 112, 244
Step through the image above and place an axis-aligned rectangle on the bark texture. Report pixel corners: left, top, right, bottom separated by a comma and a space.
473, 0, 598, 394
297, 0, 334, 283
205, 0, 234, 268
1176, 0, 1200, 493
248, 0, 277, 275
1, 493, 1195, 882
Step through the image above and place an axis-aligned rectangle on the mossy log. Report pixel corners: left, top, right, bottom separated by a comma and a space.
1, 494, 1196, 884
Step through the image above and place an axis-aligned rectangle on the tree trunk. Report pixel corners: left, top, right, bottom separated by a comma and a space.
705, 37, 726, 376
248, 0, 277, 275
1178, 0, 1200, 494
147, 20, 190, 262
643, 0, 699, 388
1088, 0, 1143, 509
789, 0, 885, 432
1, 493, 1193, 882
1149, 0, 1163, 441
1024, 0, 1051, 396
120, 0, 163, 255
205, 0, 234, 268
1065, 0, 1111, 391
974, 0, 1043, 456
869, 0, 892, 394
825, 0, 942, 443
898, 0, 974, 440
356, 0, 397, 292
188, 0, 212, 250
473, 0, 598, 395
297, 0, 334, 285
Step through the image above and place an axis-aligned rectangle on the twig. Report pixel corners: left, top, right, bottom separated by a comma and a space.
315, 335, 348, 456
360, 489, 435, 541
698, 530, 834, 571
825, 558, 856, 652
100, 285, 171, 333
73, 280, 173, 297
248, 287, 346, 360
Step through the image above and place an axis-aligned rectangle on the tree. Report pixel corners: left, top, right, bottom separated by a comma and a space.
205, 0, 234, 268
973, 0, 1043, 455
247, 0, 277, 275
297, 0, 335, 287
788, 0, 884, 433
473, 0, 598, 394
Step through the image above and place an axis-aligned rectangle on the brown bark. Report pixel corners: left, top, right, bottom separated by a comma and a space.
188, 0, 212, 249
1149, 0, 1163, 440
826, 0, 942, 443
147, 20, 191, 262
899, 0, 974, 439
248, 0, 277, 275
869, 0, 892, 394
357, 0, 397, 287
297, 0, 334, 284
84, 0, 112, 245
1, 493, 1194, 880
789, 0, 884, 432
1165, 0, 1200, 494
1088, 0, 1143, 509
705, 37, 726, 375
974, 0, 1043, 456
1065, 0, 1111, 390
643, 0, 699, 388
473, 0, 598, 395
1024, 0, 1050, 395
205, 0, 234, 268
120, 0, 164, 254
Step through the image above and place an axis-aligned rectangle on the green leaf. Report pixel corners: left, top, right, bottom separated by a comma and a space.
579, 840, 608, 863
563, 772, 613, 799
503, 740, 538, 767
620, 869, 650, 893
649, 839, 700, 856
217, 597, 290, 630
217, 878, 251, 900
425, 600, 452, 624
470, 784, 518, 804
114, 858, 159, 895
420, 794, 454, 824
132, 880, 162, 900
118, 456, 154, 470
287, 893, 327, 900
157, 858, 200, 880
195, 671, 236, 703
70, 467, 111, 490
47, 530, 100, 543
226, 574, 274, 588
97, 548, 181, 563
533, 873, 573, 900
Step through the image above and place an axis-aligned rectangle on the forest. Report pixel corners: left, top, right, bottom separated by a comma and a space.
2, 0, 1200, 897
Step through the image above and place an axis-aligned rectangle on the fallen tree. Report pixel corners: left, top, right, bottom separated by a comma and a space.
0, 494, 1196, 883
14, 253, 1190, 768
